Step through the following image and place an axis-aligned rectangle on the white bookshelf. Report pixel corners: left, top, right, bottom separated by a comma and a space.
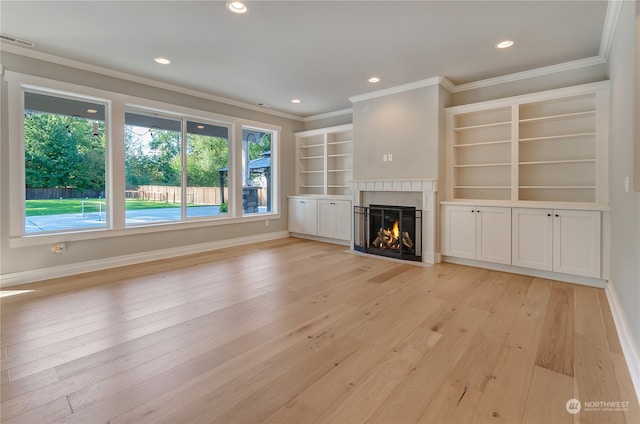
445, 81, 609, 205
295, 124, 353, 197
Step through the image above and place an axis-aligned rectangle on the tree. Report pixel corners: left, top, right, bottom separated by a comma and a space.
24, 113, 105, 191
186, 134, 229, 187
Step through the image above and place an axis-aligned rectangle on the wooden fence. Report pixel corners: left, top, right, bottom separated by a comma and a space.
132, 185, 267, 206
27, 185, 266, 206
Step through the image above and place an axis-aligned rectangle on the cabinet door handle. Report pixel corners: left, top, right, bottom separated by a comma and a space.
555, 214, 559, 217
547, 213, 551, 217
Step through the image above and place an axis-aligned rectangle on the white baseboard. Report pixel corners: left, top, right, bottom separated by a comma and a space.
0, 231, 290, 288
441, 256, 607, 288
604, 283, 640, 404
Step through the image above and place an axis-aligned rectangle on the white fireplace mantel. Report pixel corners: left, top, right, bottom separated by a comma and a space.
351, 179, 439, 264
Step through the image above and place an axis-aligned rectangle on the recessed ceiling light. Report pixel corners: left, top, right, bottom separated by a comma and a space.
496, 40, 514, 49
87, 109, 97, 114
197, 125, 205, 129
226, 1, 247, 14
291, 99, 301, 104
154, 57, 171, 65
368, 77, 380, 83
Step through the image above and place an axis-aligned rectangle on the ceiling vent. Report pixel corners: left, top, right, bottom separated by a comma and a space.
0, 33, 36, 48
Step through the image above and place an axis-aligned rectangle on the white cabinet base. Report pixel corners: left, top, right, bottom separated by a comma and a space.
442, 256, 606, 288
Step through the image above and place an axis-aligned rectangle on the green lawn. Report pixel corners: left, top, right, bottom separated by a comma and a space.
25, 198, 181, 217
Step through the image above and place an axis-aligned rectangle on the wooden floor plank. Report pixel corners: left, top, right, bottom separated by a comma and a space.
534, 283, 575, 377
522, 366, 574, 424
0, 238, 635, 424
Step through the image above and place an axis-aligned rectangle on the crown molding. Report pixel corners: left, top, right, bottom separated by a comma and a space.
349, 76, 447, 103
304, 107, 353, 122
0, 43, 305, 122
599, 0, 625, 61
450, 55, 606, 93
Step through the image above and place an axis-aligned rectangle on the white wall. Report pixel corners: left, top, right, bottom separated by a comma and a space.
352, 84, 440, 181
0, 52, 303, 278
607, 0, 640, 359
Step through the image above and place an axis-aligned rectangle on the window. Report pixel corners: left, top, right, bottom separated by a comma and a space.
8, 72, 280, 243
186, 121, 229, 219
242, 127, 273, 215
23, 91, 107, 233
124, 110, 182, 226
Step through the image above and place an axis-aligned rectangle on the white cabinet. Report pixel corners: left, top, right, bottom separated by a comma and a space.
289, 197, 351, 242
512, 208, 601, 278
295, 124, 353, 196
442, 205, 511, 265
318, 199, 351, 241
288, 198, 317, 235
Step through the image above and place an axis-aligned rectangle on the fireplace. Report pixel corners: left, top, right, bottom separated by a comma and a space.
354, 204, 422, 261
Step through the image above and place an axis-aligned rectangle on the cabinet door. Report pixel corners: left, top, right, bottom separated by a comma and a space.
317, 200, 335, 238
333, 200, 352, 241
442, 205, 476, 260
553, 210, 601, 278
475, 207, 511, 264
302, 199, 318, 235
317, 200, 351, 240
512, 208, 553, 271
288, 198, 304, 234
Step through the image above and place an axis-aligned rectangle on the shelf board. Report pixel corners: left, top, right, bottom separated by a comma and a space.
328, 185, 349, 188
519, 159, 595, 165
519, 132, 596, 143
454, 121, 511, 131
300, 184, 324, 188
299, 143, 324, 149
454, 185, 511, 189
455, 163, 510, 168
328, 169, 352, 172
300, 170, 324, 174
519, 110, 596, 123
454, 139, 511, 148
299, 155, 324, 160
328, 153, 353, 158
519, 186, 596, 189
327, 140, 352, 145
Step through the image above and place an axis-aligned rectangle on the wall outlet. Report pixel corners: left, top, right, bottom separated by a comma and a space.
388, 153, 393, 161
624, 176, 630, 192
383, 154, 388, 162
51, 242, 65, 254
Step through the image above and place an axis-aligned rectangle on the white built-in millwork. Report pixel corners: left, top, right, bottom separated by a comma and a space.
288, 198, 318, 236
442, 81, 610, 284
513, 208, 601, 278
442, 205, 511, 265
295, 124, 353, 197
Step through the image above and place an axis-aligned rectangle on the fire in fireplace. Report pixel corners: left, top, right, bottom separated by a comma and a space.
354, 205, 422, 261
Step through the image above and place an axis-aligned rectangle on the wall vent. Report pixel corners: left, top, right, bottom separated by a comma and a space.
0, 33, 36, 48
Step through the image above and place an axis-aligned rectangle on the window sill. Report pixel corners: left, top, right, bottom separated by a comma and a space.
9, 212, 280, 248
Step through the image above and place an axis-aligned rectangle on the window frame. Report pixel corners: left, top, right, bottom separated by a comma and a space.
6, 72, 281, 248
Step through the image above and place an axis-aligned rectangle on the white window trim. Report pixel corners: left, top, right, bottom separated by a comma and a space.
6, 71, 281, 248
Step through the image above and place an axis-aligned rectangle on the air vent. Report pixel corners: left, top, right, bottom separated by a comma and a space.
0, 33, 36, 48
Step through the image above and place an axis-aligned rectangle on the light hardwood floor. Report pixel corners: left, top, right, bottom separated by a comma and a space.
1, 237, 638, 424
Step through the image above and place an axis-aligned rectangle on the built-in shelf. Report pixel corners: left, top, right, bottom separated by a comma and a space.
519, 132, 596, 143
445, 81, 609, 204
455, 163, 510, 168
295, 124, 353, 196
454, 140, 511, 148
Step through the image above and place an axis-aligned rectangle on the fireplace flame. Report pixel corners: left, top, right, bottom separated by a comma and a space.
392, 219, 400, 240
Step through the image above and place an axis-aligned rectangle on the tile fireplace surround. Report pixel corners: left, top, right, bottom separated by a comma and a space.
351, 179, 438, 264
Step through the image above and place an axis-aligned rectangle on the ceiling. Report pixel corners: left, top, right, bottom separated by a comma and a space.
0, 1, 611, 118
